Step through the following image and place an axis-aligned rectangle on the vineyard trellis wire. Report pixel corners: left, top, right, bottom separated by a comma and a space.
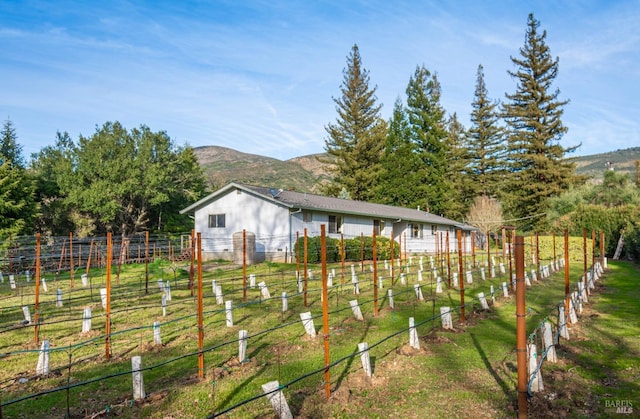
0, 227, 606, 417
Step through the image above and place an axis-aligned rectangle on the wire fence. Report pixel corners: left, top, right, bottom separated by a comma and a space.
0, 230, 605, 417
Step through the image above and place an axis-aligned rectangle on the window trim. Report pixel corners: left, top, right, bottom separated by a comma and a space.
410, 223, 423, 239
208, 213, 226, 228
328, 215, 343, 234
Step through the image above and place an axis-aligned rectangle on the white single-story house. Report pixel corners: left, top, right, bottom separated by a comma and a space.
180, 182, 474, 263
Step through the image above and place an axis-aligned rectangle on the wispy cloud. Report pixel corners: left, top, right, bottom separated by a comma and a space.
1, 0, 638, 161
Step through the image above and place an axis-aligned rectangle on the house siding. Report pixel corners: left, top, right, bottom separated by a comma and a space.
195, 188, 293, 262
185, 183, 473, 263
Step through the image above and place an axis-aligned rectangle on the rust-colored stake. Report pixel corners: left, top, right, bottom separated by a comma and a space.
341, 233, 345, 285
360, 232, 364, 272
446, 231, 451, 287
296, 231, 300, 283
320, 225, 331, 398
303, 228, 308, 307
398, 233, 407, 269
590, 230, 596, 295
582, 228, 588, 296
457, 229, 465, 324
564, 229, 570, 323
34, 233, 41, 343
105, 232, 112, 359
471, 231, 476, 268
487, 230, 491, 279
373, 228, 379, 317
536, 232, 540, 280
508, 229, 514, 291
85, 239, 94, 278
116, 238, 123, 285
552, 232, 556, 265
69, 232, 74, 288
390, 230, 395, 285
145, 231, 150, 294
514, 235, 527, 419
600, 231, 605, 266
243, 229, 247, 302
189, 229, 195, 296
197, 233, 204, 379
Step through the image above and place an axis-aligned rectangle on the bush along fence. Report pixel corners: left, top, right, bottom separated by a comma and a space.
0, 227, 606, 417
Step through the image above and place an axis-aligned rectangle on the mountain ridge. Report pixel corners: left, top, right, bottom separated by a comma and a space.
194, 145, 639, 193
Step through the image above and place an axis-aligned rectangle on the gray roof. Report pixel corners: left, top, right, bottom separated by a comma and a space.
181, 182, 472, 229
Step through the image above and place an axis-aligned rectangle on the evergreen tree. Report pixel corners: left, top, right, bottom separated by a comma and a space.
376, 98, 423, 207
324, 44, 386, 201
502, 14, 579, 230
405, 66, 452, 216
0, 119, 25, 168
0, 121, 37, 239
0, 160, 37, 239
467, 64, 505, 198
444, 112, 470, 220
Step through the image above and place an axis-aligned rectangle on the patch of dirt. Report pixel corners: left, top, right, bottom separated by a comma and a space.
422, 334, 457, 345
212, 356, 257, 380
269, 343, 305, 357
78, 330, 101, 339
139, 342, 165, 353
396, 343, 429, 356
72, 390, 170, 418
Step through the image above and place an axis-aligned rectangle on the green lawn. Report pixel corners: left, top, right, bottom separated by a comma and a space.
0, 254, 637, 418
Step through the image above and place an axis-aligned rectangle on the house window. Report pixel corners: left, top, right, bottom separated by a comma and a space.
303, 211, 313, 223
373, 219, 385, 235
208, 214, 225, 228
431, 225, 437, 235
410, 223, 423, 239
328, 215, 343, 234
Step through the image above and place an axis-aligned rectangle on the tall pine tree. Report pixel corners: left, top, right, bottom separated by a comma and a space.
405, 66, 452, 216
324, 44, 386, 201
467, 64, 505, 199
502, 14, 579, 229
0, 119, 25, 169
444, 112, 470, 220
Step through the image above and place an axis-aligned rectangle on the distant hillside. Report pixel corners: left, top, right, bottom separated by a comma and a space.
194, 146, 334, 193
194, 145, 639, 194
571, 147, 640, 180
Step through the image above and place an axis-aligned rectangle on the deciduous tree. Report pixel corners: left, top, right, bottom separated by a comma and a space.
31, 122, 207, 236
466, 194, 504, 250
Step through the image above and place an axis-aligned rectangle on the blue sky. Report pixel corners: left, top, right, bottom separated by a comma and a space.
1, 0, 639, 162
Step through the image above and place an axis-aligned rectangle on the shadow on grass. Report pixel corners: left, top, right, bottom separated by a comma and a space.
214, 364, 267, 413
470, 332, 512, 399
333, 317, 371, 392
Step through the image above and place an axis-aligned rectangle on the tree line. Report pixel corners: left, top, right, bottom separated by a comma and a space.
324, 13, 581, 232
0, 120, 207, 241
